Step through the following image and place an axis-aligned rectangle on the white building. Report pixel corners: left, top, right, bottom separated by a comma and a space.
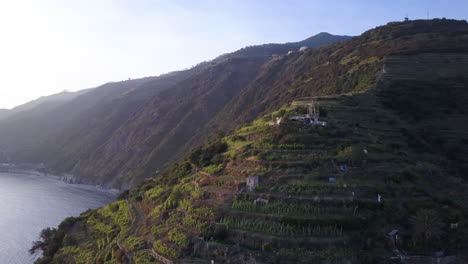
246, 176, 259, 191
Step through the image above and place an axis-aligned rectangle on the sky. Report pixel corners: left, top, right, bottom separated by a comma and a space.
0, 0, 467, 109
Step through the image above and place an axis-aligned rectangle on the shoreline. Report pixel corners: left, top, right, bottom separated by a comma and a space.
0, 167, 120, 195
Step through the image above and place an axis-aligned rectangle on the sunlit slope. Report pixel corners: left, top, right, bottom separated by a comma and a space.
38, 92, 467, 263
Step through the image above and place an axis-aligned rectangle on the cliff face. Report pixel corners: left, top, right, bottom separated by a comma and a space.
33, 19, 468, 264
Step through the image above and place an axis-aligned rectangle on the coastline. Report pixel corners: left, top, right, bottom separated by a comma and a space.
0, 166, 118, 264
0, 166, 120, 195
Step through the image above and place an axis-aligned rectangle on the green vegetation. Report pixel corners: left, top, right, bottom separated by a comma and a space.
182, 216, 208, 230
133, 250, 155, 264
336, 145, 366, 165
203, 164, 224, 175
409, 209, 445, 251
99, 201, 131, 232
32, 19, 468, 264
153, 240, 180, 258
231, 200, 356, 218
124, 236, 145, 252
258, 182, 353, 195
144, 185, 164, 200
221, 216, 344, 237
179, 199, 215, 218
189, 140, 227, 167
29, 217, 79, 261
168, 229, 189, 247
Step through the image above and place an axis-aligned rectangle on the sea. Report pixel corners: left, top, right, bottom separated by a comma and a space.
0, 172, 116, 264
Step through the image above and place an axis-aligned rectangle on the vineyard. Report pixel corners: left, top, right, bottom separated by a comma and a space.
256, 182, 352, 195
220, 216, 344, 238
231, 200, 357, 217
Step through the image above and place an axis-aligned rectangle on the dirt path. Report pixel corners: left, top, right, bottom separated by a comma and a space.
117, 200, 146, 264
128, 201, 145, 236
117, 238, 133, 264
144, 249, 174, 264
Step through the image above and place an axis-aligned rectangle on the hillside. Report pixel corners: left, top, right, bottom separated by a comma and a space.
32, 19, 468, 264
0, 89, 91, 121
0, 32, 350, 189
0, 75, 177, 166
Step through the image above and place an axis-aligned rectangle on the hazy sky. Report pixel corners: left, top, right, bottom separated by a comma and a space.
0, 0, 466, 109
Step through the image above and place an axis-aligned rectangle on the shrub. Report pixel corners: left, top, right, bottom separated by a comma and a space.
133, 250, 155, 264
261, 242, 272, 251
153, 240, 180, 258
189, 140, 228, 167
163, 188, 182, 209
100, 201, 131, 231
203, 164, 224, 175
124, 235, 145, 252
182, 216, 207, 231
160, 162, 193, 185
117, 190, 130, 200
336, 145, 365, 165
150, 205, 163, 219
151, 226, 165, 238
144, 186, 164, 201
168, 229, 189, 247
109, 203, 119, 213
63, 234, 77, 247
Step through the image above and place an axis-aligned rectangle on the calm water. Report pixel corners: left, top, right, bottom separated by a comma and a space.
0, 172, 116, 264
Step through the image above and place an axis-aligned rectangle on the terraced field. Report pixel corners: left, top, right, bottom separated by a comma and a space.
41, 89, 467, 264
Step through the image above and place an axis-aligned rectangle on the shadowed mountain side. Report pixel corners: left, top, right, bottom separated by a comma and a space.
0, 89, 91, 121
0, 32, 351, 188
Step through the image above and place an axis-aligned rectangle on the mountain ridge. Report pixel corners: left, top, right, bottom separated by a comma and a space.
0, 32, 351, 189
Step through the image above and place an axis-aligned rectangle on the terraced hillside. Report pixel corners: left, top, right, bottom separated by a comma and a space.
35, 93, 467, 263
32, 19, 468, 264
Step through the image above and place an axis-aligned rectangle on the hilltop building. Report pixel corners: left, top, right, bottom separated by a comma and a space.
246, 176, 259, 191
269, 117, 283, 126
288, 101, 327, 126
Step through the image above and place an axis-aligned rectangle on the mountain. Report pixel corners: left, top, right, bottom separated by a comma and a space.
0, 89, 91, 121
225, 32, 352, 58
33, 19, 468, 264
0, 32, 351, 189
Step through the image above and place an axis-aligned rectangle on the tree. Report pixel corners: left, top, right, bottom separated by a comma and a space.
410, 209, 444, 251
336, 146, 365, 165
29, 227, 58, 256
